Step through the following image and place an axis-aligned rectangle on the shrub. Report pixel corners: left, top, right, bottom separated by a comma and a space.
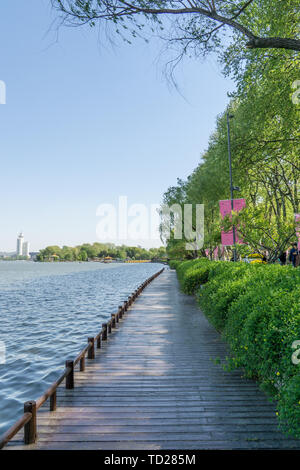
224, 288, 300, 381
168, 260, 181, 269
173, 258, 300, 437
197, 264, 252, 330
176, 258, 215, 294
278, 374, 300, 438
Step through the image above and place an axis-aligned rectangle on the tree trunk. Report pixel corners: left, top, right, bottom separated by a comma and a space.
246, 37, 300, 51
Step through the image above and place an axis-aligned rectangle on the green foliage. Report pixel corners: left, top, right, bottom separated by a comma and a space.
197, 262, 252, 330
37, 243, 167, 262
278, 375, 300, 439
173, 258, 300, 437
159, 3, 299, 263
168, 260, 181, 270
176, 258, 216, 294
161, 53, 299, 260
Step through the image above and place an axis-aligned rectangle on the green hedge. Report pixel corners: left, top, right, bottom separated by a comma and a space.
168, 260, 182, 270
174, 258, 300, 438
175, 258, 216, 295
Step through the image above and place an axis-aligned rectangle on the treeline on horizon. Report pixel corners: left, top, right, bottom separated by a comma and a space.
37, 243, 167, 262
160, 20, 299, 263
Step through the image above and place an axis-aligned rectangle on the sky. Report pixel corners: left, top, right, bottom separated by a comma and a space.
0, 0, 235, 251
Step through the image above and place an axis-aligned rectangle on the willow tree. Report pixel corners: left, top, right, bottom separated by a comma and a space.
53, 1, 300, 56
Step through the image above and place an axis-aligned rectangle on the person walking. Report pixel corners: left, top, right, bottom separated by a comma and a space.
289, 243, 299, 267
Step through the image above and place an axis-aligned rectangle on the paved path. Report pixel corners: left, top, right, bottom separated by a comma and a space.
7, 270, 300, 449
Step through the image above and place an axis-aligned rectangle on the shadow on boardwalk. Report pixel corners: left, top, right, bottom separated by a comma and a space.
7, 270, 300, 450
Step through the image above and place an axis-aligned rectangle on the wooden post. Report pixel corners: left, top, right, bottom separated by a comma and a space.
102, 323, 107, 340
111, 314, 116, 328
108, 321, 112, 334
50, 391, 56, 411
24, 401, 37, 445
66, 360, 74, 389
88, 337, 95, 359
118, 305, 123, 319
80, 355, 85, 372
97, 334, 101, 349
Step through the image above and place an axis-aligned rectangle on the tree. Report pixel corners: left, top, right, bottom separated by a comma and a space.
40, 246, 62, 259
79, 249, 88, 261
53, 1, 300, 54
222, 206, 297, 262
160, 47, 299, 261
36, 242, 166, 261
115, 249, 127, 259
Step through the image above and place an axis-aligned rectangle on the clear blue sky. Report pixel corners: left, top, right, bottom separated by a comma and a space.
0, 0, 234, 251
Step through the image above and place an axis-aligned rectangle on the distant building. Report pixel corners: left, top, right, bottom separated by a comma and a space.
0, 251, 15, 258
16, 232, 24, 256
23, 242, 30, 258
16, 232, 30, 258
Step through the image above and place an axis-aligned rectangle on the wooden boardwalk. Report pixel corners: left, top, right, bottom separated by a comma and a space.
6, 270, 300, 450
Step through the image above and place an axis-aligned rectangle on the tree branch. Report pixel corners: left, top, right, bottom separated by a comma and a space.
54, 1, 300, 52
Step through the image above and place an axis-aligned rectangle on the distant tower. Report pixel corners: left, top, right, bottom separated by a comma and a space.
23, 241, 30, 258
16, 232, 24, 256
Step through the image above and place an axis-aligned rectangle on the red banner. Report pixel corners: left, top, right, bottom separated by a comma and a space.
219, 198, 246, 218
219, 199, 246, 246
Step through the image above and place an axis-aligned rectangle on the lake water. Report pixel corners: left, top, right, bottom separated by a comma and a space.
0, 261, 162, 435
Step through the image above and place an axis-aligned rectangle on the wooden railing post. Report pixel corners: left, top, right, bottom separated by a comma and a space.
88, 337, 95, 359
108, 321, 112, 334
66, 360, 74, 389
80, 355, 85, 372
118, 305, 123, 319
97, 334, 101, 349
111, 314, 116, 328
50, 391, 56, 411
102, 323, 108, 340
24, 401, 37, 445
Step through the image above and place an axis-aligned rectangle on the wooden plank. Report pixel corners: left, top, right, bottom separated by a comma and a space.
7, 431, 298, 442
